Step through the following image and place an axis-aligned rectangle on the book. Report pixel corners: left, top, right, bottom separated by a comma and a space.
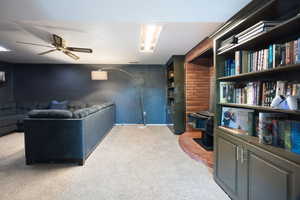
258, 113, 288, 145
291, 121, 300, 154
293, 40, 298, 64
258, 113, 276, 145
280, 44, 286, 66
236, 21, 281, 42
221, 107, 254, 135
235, 51, 240, 75
272, 120, 279, 146
284, 121, 292, 151
234, 51, 249, 74
268, 44, 273, 68
263, 49, 268, 70
242, 51, 249, 73
273, 44, 282, 68
277, 120, 286, 148
297, 38, 300, 63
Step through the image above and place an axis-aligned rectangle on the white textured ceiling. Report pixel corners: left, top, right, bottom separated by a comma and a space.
0, 0, 250, 64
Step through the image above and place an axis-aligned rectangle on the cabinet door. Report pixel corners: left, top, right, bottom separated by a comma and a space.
243, 145, 300, 200
215, 134, 243, 200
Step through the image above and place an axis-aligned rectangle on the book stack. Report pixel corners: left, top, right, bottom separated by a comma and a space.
230, 38, 300, 76
236, 21, 281, 44
220, 82, 235, 103
276, 81, 300, 97
224, 59, 235, 76
220, 81, 300, 107
221, 107, 254, 136
218, 36, 238, 53
220, 82, 261, 105
261, 81, 277, 107
236, 82, 261, 105
257, 112, 300, 154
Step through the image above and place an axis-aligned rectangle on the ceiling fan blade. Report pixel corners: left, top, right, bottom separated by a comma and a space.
38, 49, 57, 55
16, 41, 53, 48
66, 47, 93, 53
63, 51, 80, 60
52, 34, 66, 48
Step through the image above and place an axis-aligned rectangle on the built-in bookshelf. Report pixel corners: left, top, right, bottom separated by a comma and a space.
214, 1, 300, 199
166, 56, 185, 134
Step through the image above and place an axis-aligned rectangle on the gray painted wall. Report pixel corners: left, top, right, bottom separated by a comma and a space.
14, 64, 167, 124
0, 63, 14, 103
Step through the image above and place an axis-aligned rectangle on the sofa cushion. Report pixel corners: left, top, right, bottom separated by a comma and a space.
49, 100, 68, 110
72, 103, 113, 119
68, 101, 88, 111
72, 108, 90, 119
28, 109, 73, 119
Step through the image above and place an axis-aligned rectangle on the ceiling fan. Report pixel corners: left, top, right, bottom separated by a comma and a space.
16, 34, 93, 60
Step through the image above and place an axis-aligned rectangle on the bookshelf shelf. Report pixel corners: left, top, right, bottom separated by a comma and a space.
219, 103, 300, 115
217, 14, 300, 56
218, 63, 300, 81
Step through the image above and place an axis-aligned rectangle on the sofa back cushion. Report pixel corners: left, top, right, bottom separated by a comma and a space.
28, 109, 73, 119
0, 102, 16, 116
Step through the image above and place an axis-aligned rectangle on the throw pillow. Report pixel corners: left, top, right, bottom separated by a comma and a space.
49, 100, 68, 110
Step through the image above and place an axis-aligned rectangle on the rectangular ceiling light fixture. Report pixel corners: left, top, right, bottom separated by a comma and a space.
0, 45, 10, 52
91, 70, 108, 80
140, 24, 162, 53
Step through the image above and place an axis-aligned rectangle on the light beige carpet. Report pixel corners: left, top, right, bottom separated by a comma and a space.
0, 125, 230, 200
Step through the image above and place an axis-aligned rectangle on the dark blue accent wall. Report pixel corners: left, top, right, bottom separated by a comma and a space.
0, 63, 14, 103
13, 64, 166, 124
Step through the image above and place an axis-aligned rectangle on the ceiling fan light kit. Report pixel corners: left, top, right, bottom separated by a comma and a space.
17, 34, 93, 60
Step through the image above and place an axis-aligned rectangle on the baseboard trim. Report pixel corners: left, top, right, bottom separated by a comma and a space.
114, 124, 168, 126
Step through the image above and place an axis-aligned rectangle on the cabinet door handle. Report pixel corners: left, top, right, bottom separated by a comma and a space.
236, 146, 239, 161
241, 147, 244, 164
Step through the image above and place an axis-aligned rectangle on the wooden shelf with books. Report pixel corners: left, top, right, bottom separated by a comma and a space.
166, 55, 185, 135
213, 1, 300, 199
219, 103, 300, 115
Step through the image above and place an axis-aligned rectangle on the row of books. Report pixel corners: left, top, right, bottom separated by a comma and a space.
224, 38, 300, 76
220, 81, 300, 108
258, 113, 300, 154
218, 21, 281, 53
221, 107, 300, 154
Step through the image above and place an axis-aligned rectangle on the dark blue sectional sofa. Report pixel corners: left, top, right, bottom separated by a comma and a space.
24, 102, 115, 165
0, 102, 24, 136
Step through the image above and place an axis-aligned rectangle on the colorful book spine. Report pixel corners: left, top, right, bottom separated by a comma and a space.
272, 120, 279, 146
277, 120, 286, 148
268, 44, 273, 68
235, 51, 240, 75
291, 121, 300, 155
258, 113, 274, 145
297, 38, 300, 63
283, 121, 292, 151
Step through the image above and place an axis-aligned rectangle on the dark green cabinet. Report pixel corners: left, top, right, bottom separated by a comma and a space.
215, 129, 300, 200
166, 55, 185, 134
215, 132, 243, 200
244, 143, 300, 200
